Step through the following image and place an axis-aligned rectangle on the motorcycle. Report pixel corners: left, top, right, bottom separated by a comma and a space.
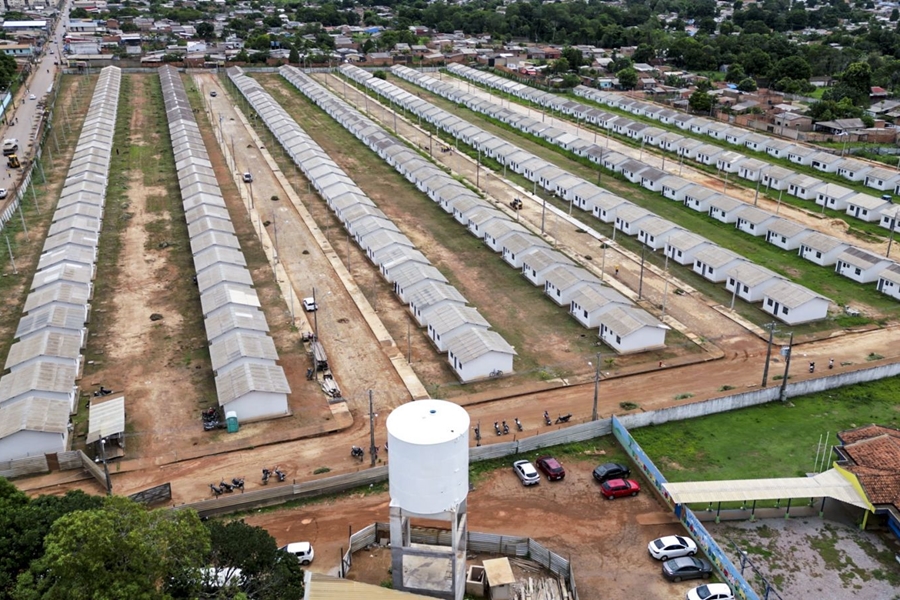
809, 362, 816, 374
274, 466, 287, 482
502, 421, 509, 435
544, 411, 552, 426
494, 421, 501, 436
201, 407, 218, 422
209, 483, 222, 497
93, 386, 113, 397
351, 446, 364, 461
231, 477, 244, 491
515, 418, 523, 432
555, 413, 572, 424
219, 480, 234, 493
203, 419, 219, 431
262, 468, 271, 485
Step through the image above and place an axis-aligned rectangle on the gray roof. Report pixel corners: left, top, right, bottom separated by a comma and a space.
544, 264, 600, 291
725, 262, 781, 287
446, 327, 516, 362
31, 262, 93, 291
616, 204, 653, 224
764, 280, 830, 308
600, 306, 664, 337
845, 193, 890, 211
694, 246, 744, 268
190, 231, 241, 255
837, 247, 890, 269
766, 218, 809, 239
503, 232, 549, 255
196, 263, 254, 294
522, 247, 574, 273
0, 396, 70, 438
215, 363, 291, 406
816, 182, 855, 199
15, 304, 86, 339
569, 283, 630, 312
86, 395, 126, 444
800, 232, 847, 253
200, 283, 261, 316
0, 360, 77, 403
878, 263, 900, 285
38, 245, 96, 271
425, 304, 490, 337
707, 195, 744, 213
24, 282, 91, 313
639, 217, 680, 237
391, 262, 448, 289
483, 219, 528, 240
204, 305, 269, 340
407, 281, 467, 309
193, 246, 248, 272
665, 230, 709, 252
5, 330, 82, 371
209, 331, 279, 373
736, 206, 777, 226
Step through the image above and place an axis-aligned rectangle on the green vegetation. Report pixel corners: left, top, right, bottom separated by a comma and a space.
631, 377, 900, 483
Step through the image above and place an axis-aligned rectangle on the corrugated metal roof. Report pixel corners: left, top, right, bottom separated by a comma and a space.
390, 262, 447, 289
0, 360, 77, 403
215, 363, 290, 405
193, 246, 248, 272
0, 396, 70, 438
694, 246, 743, 268
209, 331, 279, 373
838, 247, 890, 269
800, 232, 846, 253
425, 304, 490, 336
197, 263, 254, 294
766, 218, 809, 238
190, 231, 241, 256
502, 232, 547, 255
764, 280, 829, 308
725, 262, 780, 287
736, 206, 776, 225
201, 283, 261, 316
5, 331, 82, 370
16, 304, 86, 339
879, 263, 900, 284
31, 262, 93, 290
86, 395, 126, 443
665, 230, 709, 252
38, 245, 96, 271
23, 282, 91, 313
600, 306, 664, 337
205, 306, 269, 341
447, 327, 516, 362
522, 247, 573, 273
408, 281, 467, 310
569, 284, 630, 312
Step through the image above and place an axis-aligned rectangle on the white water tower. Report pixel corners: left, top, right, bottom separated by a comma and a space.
386, 400, 470, 600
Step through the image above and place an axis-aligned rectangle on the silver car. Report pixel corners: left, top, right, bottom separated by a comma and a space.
513, 460, 540, 486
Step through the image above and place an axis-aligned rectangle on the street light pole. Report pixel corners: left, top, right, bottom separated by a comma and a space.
368, 391, 377, 467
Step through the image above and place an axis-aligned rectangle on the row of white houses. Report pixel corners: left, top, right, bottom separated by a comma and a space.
399, 65, 900, 304
232, 66, 517, 382
0, 67, 121, 463
159, 66, 291, 423
379, 66, 848, 323
445, 64, 900, 235
325, 64, 670, 354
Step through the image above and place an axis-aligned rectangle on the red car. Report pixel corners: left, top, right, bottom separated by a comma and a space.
600, 478, 640, 499
535, 456, 566, 481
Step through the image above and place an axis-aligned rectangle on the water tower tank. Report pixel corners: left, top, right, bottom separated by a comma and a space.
386, 399, 470, 515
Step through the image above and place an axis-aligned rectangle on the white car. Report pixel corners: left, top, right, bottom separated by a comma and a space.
686, 583, 734, 600
0, 189, 7, 199
242, 172, 252, 182
302, 297, 317, 312
513, 460, 540, 486
29, 94, 36, 100
280, 541, 314, 565
648, 535, 698, 561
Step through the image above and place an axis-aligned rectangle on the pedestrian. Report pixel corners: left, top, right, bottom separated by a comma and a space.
658, 361, 663, 368
115, 148, 119, 155
828, 358, 834, 370
614, 265, 619, 276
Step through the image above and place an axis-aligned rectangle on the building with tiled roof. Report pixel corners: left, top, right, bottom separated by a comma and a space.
835, 424, 900, 539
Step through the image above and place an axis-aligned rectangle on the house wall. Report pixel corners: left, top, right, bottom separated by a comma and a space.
451, 351, 513, 382
600, 324, 665, 354
762, 296, 829, 325
877, 277, 900, 300
224, 391, 289, 422
0, 430, 66, 463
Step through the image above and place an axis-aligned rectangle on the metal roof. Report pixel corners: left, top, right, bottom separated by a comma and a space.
0, 397, 70, 439
764, 280, 830, 308
209, 331, 279, 373
0, 360, 77, 403
215, 363, 291, 405
24, 282, 91, 313
665, 230, 709, 252
600, 306, 665, 337
190, 230, 241, 255
522, 247, 574, 273
201, 283, 261, 316
707, 195, 744, 213
425, 304, 490, 336
407, 281, 467, 310
879, 263, 900, 284
5, 331, 82, 370
766, 218, 809, 239
31, 262, 93, 291
736, 206, 777, 226
569, 284, 630, 312
502, 232, 548, 255
544, 264, 600, 291
663, 469, 868, 509
16, 304, 86, 339
86, 395, 126, 444
193, 246, 248, 272
38, 245, 96, 271
389, 262, 447, 289
800, 232, 847, 253
694, 246, 743, 268
204, 306, 270, 340
845, 193, 889, 210
639, 217, 680, 237
837, 247, 890, 269
725, 262, 781, 287
446, 327, 516, 362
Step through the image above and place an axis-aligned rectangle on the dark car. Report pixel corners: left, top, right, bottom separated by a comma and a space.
535, 456, 566, 481
599, 478, 641, 499
661, 556, 713, 582
592, 462, 631, 483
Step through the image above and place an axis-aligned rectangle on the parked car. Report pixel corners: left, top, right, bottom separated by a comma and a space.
0, 188, 7, 199
686, 583, 734, 600
280, 541, 315, 565
592, 462, 631, 483
210, 90, 217, 97
661, 556, 713, 582
242, 172, 252, 183
535, 456, 565, 481
599, 478, 640, 499
648, 535, 698, 561
513, 459, 540, 486
302, 297, 318, 312
29, 94, 35, 100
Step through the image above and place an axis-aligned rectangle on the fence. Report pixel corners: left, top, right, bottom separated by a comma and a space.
340, 523, 577, 598
613, 416, 759, 600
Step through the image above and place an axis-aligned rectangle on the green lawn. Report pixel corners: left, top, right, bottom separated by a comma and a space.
631, 378, 900, 484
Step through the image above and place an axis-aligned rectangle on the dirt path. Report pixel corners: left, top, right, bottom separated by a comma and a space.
431, 74, 891, 256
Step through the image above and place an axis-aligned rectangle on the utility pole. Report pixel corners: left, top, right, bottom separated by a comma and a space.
887, 217, 896, 258
779, 332, 794, 402
638, 242, 647, 300
368, 391, 377, 467
5, 234, 17, 274
761, 322, 778, 387
99, 438, 112, 495
540, 196, 547, 235
591, 352, 601, 421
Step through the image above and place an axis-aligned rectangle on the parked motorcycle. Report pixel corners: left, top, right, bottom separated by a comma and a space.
544, 411, 552, 426
494, 421, 501, 436
209, 483, 222, 497
93, 386, 113, 397
515, 418, 523, 432
502, 421, 510, 435
203, 419, 219, 431
555, 413, 572, 424
262, 468, 271, 485
219, 480, 234, 493
274, 466, 287, 482
351, 446, 364, 461
231, 477, 244, 491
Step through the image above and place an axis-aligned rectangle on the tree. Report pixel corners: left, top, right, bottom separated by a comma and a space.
770, 55, 812, 83
840, 61, 872, 102
372, 70, 387, 80
891, 7, 899, 21
725, 63, 746, 83
633, 43, 655, 64
288, 47, 299, 65
560, 46, 583, 70
196, 22, 215, 40
737, 77, 758, 92
550, 57, 571, 74
616, 67, 638, 90
688, 89, 714, 113
15, 496, 209, 600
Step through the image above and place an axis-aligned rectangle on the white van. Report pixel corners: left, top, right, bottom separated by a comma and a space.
280, 541, 314, 565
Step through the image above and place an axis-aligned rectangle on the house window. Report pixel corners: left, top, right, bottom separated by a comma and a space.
743, 285, 749, 293
816, 251, 822, 259
767, 298, 773, 307
616, 335, 622, 344
855, 268, 862, 276
782, 307, 789, 315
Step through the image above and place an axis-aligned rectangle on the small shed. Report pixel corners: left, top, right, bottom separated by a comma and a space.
215, 363, 290, 422
799, 233, 849, 267
87, 395, 126, 459
835, 247, 894, 284
446, 328, 516, 382
482, 558, 516, 600
876, 263, 900, 301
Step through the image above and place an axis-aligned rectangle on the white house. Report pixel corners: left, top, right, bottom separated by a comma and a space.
215, 363, 290, 422
815, 182, 856, 211
592, 195, 631, 223
598, 306, 668, 354
787, 146, 818, 166
0, 360, 78, 411
786, 174, 824, 200
834, 247, 894, 283
845, 193, 890, 222
209, 331, 278, 376
425, 304, 490, 352
708, 195, 746, 224
837, 158, 873, 182
765, 139, 792, 159
684, 186, 721, 213
737, 158, 767, 182
716, 151, 746, 174
522, 248, 574, 286
615, 205, 653, 236
810, 153, 845, 174
569, 284, 631, 328
762, 165, 795, 191
4, 331, 82, 374
878, 205, 900, 233
483, 220, 529, 253
660, 176, 693, 202
761, 280, 831, 325
798, 232, 849, 266
735, 207, 778, 237
693, 247, 746, 282
765, 219, 811, 251
0, 397, 70, 462
665, 231, 712, 266
637, 218, 682, 250
446, 328, 516, 382
543, 265, 601, 306
864, 167, 900, 192
502, 233, 550, 269
725, 263, 783, 303
408, 282, 468, 326
876, 263, 900, 300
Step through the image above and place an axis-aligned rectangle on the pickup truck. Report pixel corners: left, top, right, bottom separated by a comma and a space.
2, 138, 18, 156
